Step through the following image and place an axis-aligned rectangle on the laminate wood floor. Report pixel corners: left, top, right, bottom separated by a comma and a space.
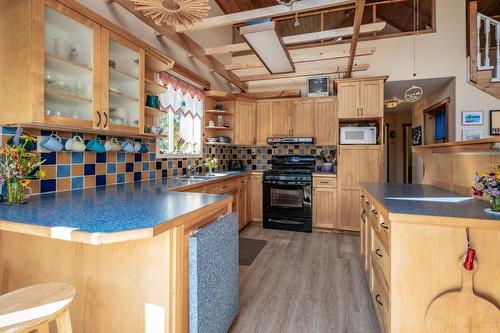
230, 223, 380, 333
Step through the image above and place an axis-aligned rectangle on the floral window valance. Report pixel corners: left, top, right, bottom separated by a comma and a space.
158, 72, 203, 119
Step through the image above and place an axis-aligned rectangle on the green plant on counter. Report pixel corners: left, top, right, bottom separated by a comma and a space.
0, 128, 45, 204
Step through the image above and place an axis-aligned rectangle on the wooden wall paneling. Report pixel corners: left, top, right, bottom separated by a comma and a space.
256, 102, 271, 144
430, 153, 454, 191
314, 97, 338, 145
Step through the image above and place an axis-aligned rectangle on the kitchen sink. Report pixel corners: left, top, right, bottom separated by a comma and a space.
384, 196, 473, 203
193, 173, 229, 178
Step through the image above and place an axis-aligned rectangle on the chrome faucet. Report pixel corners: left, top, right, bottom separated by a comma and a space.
186, 164, 203, 178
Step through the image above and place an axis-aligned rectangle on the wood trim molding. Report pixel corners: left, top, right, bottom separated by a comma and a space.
345, 0, 366, 78
110, 0, 247, 91
177, 0, 355, 32
236, 90, 302, 99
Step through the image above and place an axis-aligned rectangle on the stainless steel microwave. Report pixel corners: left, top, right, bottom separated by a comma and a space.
339, 127, 377, 144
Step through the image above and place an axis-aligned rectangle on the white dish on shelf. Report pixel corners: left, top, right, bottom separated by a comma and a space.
484, 208, 500, 216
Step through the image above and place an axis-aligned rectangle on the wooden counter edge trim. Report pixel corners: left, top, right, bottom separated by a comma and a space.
360, 186, 500, 230
313, 173, 337, 178
412, 137, 500, 150
0, 197, 233, 245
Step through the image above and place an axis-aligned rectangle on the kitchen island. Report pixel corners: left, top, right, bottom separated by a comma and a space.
360, 183, 500, 333
0, 172, 248, 333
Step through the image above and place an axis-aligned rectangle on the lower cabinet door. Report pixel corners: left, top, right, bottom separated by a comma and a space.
338, 188, 361, 231
312, 188, 337, 229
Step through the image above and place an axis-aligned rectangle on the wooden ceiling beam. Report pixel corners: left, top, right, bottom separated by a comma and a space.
236, 90, 302, 99
345, 0, 366, 78
206, 22, 385, 55
111, 0, 247, 91
177, 0, 355, 32
225, 46, 376, 71
240, 64, 369, 81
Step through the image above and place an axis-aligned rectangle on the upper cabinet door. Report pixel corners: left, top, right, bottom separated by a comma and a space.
359, 80, 383, 118
101, 29, 144, 133
270, 101, 292, 137
291, 100, 315, 137
234, 101, 256, 145
256, 102, 271, 145
314, 98, 337, 145
337, 82, 359, 119
43, 2, 101, 129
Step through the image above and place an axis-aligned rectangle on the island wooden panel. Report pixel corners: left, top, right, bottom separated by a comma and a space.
361, 186, 500, 333
0, 198, 232, 333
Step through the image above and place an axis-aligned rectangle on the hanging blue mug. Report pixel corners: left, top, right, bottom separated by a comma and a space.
40, 134, 64, 152
139, 143, 149, 153
146, 95, 160, 109
86, 138, 106, 153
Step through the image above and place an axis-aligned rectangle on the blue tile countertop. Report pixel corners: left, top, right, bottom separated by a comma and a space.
0, 171, 248, 244
361, 182, 500, 223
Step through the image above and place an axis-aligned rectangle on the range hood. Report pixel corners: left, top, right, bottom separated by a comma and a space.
267, 137, 314, 144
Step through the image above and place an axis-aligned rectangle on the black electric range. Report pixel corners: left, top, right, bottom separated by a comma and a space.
263, 155, 315, 233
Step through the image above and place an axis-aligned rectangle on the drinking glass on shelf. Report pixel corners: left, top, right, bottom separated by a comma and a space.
45, 73, 57, 89
56, 79, 69, 94
68, 43, 80, 63
54, 38, 71, 59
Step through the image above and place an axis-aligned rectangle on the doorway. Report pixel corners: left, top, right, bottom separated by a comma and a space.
402, 123, 413, 184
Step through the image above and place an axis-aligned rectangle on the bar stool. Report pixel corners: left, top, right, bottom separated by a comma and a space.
0, 283, 75, 333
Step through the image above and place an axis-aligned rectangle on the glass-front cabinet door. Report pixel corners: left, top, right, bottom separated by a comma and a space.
43, 2, 101, 129
102, 29, 144, 133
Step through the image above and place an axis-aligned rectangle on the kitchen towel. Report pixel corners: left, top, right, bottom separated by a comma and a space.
189, 213, 239, 333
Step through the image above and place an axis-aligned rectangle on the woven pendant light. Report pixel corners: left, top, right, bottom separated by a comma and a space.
132, 0, 210, 27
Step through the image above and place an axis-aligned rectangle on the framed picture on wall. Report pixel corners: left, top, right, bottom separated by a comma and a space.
490, 110, 500, 135
462, 111, 483, 125
462, 128, 484, 141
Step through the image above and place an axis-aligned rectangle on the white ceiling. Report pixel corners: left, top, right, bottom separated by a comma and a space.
384, 77, 455, 113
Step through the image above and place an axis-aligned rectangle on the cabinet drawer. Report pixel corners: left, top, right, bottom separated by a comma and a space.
238, 176, 248, 187
313, 177, 337, 188
371, 265, 390, 333
371, 231, 390, 285
206, 180, 238, 194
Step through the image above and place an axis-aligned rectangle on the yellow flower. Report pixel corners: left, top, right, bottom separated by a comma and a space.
20, 135, 36, 142
20, 179, 31, 187
36, 171, 46, 179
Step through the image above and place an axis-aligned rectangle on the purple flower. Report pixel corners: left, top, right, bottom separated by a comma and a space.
490, 188, 500, 197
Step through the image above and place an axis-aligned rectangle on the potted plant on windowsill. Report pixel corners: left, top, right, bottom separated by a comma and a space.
472, 170, 500, 213
0, 128, 45, 204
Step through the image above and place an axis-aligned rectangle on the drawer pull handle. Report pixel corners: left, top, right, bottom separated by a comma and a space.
375, 294, 383, 306
371, 210, 378, 215
361, 195, 365, 199
319, 181, 329, 184
375, 248, 383, 257
365, 201, 370, 206
380, 222, 389, 230
222, 185, 228, 189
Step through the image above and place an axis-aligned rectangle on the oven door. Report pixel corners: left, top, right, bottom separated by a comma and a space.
263, 182, 312, 219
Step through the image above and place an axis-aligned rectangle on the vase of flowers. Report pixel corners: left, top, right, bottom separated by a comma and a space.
0, 128, 45, 204
204, 158, 218, 176
472, 170, 500, 212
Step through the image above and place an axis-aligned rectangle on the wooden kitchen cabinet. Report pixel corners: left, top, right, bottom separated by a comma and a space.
250, 172, 263, 222
312, 174, 337, 229
256, 102, 271, 145
234, 100, 256, 145
291, 99, 315, 137
314, 97, 337, 145
335, 77, 386, 119
270, 100, 292, 136
238, 183, 249, 230
0, 0, 172, 136
337, 145, 383, 231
